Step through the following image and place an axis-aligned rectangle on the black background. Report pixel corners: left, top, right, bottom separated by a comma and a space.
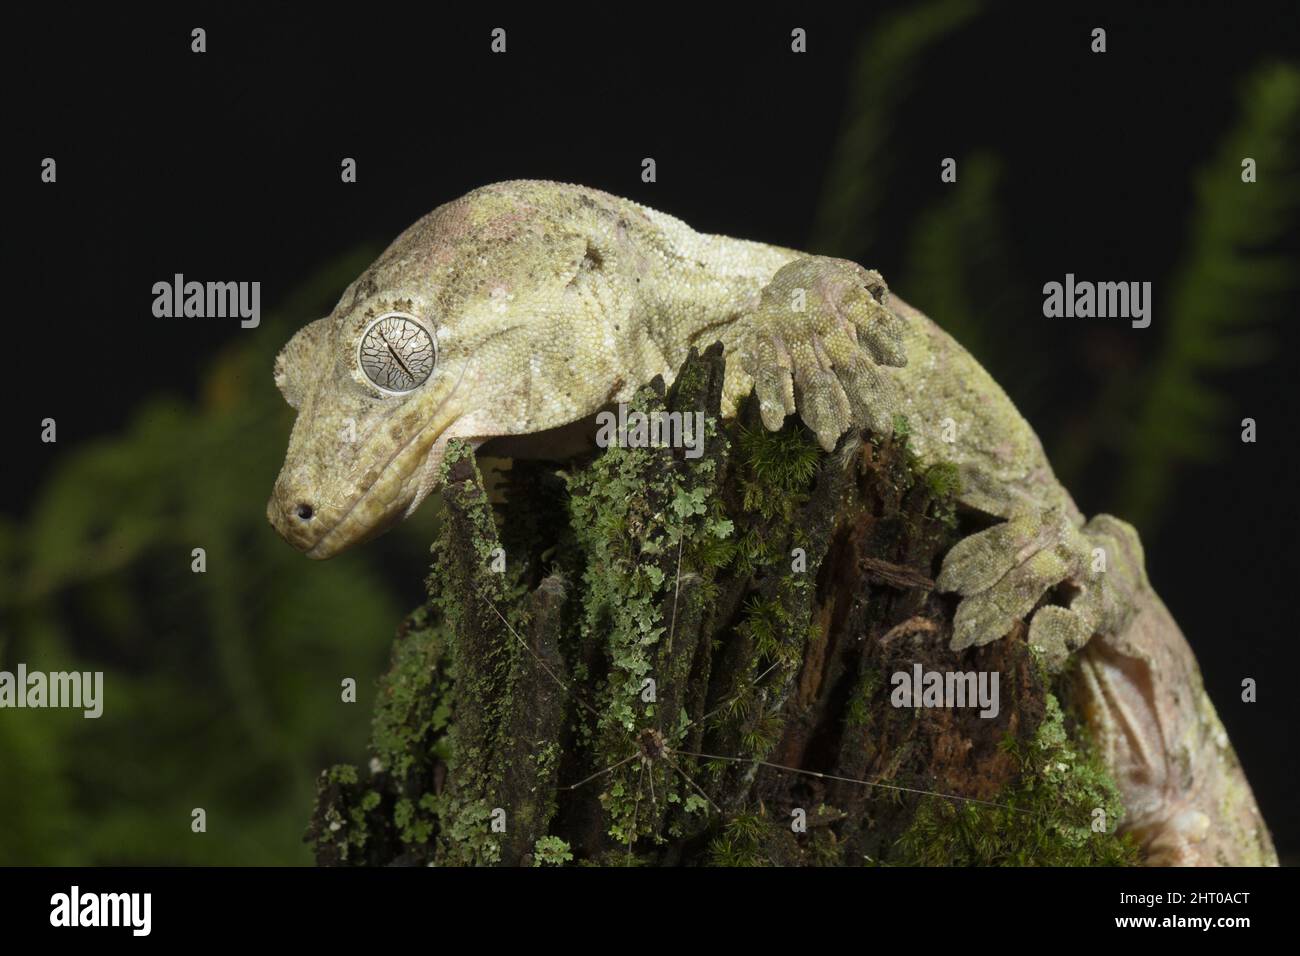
6, 5, 1299, 860
1, 865, 1291, 938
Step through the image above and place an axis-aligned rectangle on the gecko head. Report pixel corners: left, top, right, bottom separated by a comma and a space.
268, 181, 617, 558
266, 281, 473, 559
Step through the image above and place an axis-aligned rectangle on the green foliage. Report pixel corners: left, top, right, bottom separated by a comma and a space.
0, 248, 440, 864
899, 152, 1036, 391
532, 835, 574, 866
706, 811, 769, 867
0, 708, 80, 864
890, 695, 1139, 866
812, 0, 985, 257
1115, 63, 1300, 526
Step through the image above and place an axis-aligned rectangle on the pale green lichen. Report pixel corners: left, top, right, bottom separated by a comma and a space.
532, 835, 574, 866
561, 378, 737, 847
309, 350, 1140, 868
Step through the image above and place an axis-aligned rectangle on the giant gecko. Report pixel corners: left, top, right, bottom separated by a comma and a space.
268, 180, 1276, 865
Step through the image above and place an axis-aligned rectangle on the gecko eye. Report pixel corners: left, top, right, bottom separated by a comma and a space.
358, 312, 437, 393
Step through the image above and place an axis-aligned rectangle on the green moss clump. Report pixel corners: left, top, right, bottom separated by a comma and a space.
370, 607, 453, 783
923, 461, 962, 500
739, 423, 822, 493
707, 811, 770, 866
845, 668, 882, 730
888, 694, 1140, 866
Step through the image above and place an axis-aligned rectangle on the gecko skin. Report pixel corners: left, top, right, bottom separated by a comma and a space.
269, 180, 1276, 865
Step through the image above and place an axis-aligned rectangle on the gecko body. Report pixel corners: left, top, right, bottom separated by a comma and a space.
269, 181, 1275, 865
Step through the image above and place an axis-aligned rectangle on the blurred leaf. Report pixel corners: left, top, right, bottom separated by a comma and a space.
899, 152, 1040, 401
811, 0, 983, 259
0, 246, 436, 864
1116, 62, 1300, 527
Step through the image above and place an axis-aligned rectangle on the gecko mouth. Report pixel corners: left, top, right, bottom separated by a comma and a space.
272, 370, 475, 559
301, 417, 448, 559
269, 349, 485, 560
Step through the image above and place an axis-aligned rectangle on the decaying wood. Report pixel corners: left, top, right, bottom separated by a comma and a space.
307, 344, 1136, 867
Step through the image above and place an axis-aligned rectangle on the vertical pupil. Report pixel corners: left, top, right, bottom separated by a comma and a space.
362, 317, 433, 390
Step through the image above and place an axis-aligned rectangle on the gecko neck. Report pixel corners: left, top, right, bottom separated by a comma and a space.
634, 208, 802, 368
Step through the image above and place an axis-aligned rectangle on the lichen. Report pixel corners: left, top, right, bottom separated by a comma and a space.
308, 344, 1139, 867
532, 835, 574, 866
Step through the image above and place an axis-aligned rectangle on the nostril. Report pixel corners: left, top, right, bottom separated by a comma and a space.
295, 503, 314, 521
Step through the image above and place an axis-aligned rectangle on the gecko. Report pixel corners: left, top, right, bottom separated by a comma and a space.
268, 180, 1276, 865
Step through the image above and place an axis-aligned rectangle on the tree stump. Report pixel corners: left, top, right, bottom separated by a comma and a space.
307, 343, 1137, 866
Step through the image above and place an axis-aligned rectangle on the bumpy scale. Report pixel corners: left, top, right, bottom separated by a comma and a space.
268, 181, 1276, 866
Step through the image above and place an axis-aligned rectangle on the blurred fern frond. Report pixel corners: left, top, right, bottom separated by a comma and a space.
0, 247, 441, 865
898, 152, 1040, 403
1117, 62, 1300, 527
810, 0, 983, 260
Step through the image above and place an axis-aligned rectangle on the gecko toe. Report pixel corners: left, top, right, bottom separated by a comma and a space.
936, 513, 1047, 596
950, 549, 1071, 650
754, 362, 796, 431
853, 297, 908, 368
1028, 605, 1095, 671
838, 356, 901, 437
941, 507, 1131, 654
796, 368, 853, 451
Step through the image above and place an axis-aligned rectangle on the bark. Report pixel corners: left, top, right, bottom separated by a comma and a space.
307, 344, 1137, 866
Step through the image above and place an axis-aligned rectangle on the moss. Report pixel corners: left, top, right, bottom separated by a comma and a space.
739, 423, 822, 494
325, 764, 358, 786
308, 764, 385, 864
393, 795, 435, 847
845, 668, 882, 730
437, 798, 501, 866
369, 607, 453, 782
310, 345, 1140, 868
891, 413, 911, 441
548, 365, 743, 853
736, 595, 788, 661
923, 461, 962, 500
888, 694, 1140, 866
707, 811, 769, 866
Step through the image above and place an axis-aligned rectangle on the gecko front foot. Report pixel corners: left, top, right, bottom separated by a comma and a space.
738, 257, 908, 451
937, 509, 1138, 659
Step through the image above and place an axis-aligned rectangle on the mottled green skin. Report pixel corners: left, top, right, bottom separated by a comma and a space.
267, 180, 794, 558
269, 180, 1275, 865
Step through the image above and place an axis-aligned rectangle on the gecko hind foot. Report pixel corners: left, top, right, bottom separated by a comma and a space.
740, 257, 908, 451
938, 509, 1136, 655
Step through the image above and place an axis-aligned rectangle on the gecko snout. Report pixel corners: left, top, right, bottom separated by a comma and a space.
267, 484, 326, 554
